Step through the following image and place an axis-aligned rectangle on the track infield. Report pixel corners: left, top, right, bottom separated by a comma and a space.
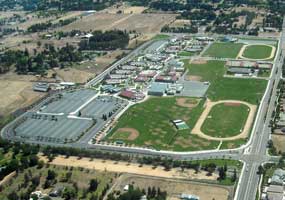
238, 44, 276, 60
192, 100, 257, 141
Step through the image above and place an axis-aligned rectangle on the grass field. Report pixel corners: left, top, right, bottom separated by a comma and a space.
220, 138, 247, 149
242, 45, 273, 59
201, 103, 250, 137
106, 97, 220, 151
203, 42, 244, 58
152, 34, 170, 40
178, 51, 196, 57
186, 60, 267, 104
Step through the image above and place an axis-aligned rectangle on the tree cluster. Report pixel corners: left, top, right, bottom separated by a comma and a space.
0, 43, 83, 75
79, 30, 129, 51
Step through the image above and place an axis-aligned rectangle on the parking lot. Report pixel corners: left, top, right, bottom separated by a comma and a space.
15, 114, 93, 143
178, 80, 209, 97
39, 89, 97, 114
11, 89, 128, 144
81, 95, 128, 118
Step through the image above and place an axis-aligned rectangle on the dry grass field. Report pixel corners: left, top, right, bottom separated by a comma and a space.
53, 68, 94, 83
115, 175, 230, 200
104, 5, 147, 14
59, 13, 176, 34
272, 134, 285, 153
0, 77, 44, 115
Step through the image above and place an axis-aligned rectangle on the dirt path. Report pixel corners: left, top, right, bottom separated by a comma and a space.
176, 98, 200, 109
192, 99, 257, 141
39, 155, 218, 181
113, 127, 139, 140
237, 44, 276, 60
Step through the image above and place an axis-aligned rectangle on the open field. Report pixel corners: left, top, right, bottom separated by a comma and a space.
203, 42, 244, 58
186, 60, 267, 104
0, 78, 44, 116
201, 103, 250, 138
239, 44, 275, 60
40, 155, 219, 181
59, 13, 176, 34
53, 68, 94, 83
272, 134, 285, 153
103, 5, 147, 14
115, 175, 230, 200
106, 97, 220, 151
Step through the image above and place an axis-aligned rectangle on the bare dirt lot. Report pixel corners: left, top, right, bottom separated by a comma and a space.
115, 175, 230, 200
272, 134, 285, 153
59, 13, 176, 34
112, 128, 140, 141
40, 155, 219, 181
191, 59, 207, 64
0, 75, 45, 115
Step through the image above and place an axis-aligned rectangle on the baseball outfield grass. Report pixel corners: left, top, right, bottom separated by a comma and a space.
241, 45, 273, 59
203, 42, 244, 58
106, 97, 220, 151
201, 103, 250, 138
186, 60, 267, 104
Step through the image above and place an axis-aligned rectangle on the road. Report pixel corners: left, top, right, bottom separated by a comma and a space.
1, 27, 285, 200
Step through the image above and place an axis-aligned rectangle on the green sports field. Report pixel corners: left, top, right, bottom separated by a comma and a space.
178, 51, 195, 57
106, 97, 220, 151
203, 42, 244, 58
242, 45, 273, 59
201, 103, 250, 138
186, 60, 267, 104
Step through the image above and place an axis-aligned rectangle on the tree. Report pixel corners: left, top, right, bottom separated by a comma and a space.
89, 179, 99, 192
218, 167, 226, 180
257, 165, 265, 175
7, 191, 18, 200
231, 169, 237, 182
47, 169, 56, 180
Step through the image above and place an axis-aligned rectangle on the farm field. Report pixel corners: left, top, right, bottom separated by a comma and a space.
201, 103, 250, 138
203, 42, 244, 58
186, 60, 267, 104
106, 97, 220, 151
59, 13, 177, 34
241, 44, 273, 59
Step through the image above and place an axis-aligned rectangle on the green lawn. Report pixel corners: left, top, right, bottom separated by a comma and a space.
201, 103, 250, 137
186, 60, 267, 104
178, 51, 196, 57
242, 45, 273, 59
203, 42, 244, 58
106, 97, 220, 151
152, 34, 170, 40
